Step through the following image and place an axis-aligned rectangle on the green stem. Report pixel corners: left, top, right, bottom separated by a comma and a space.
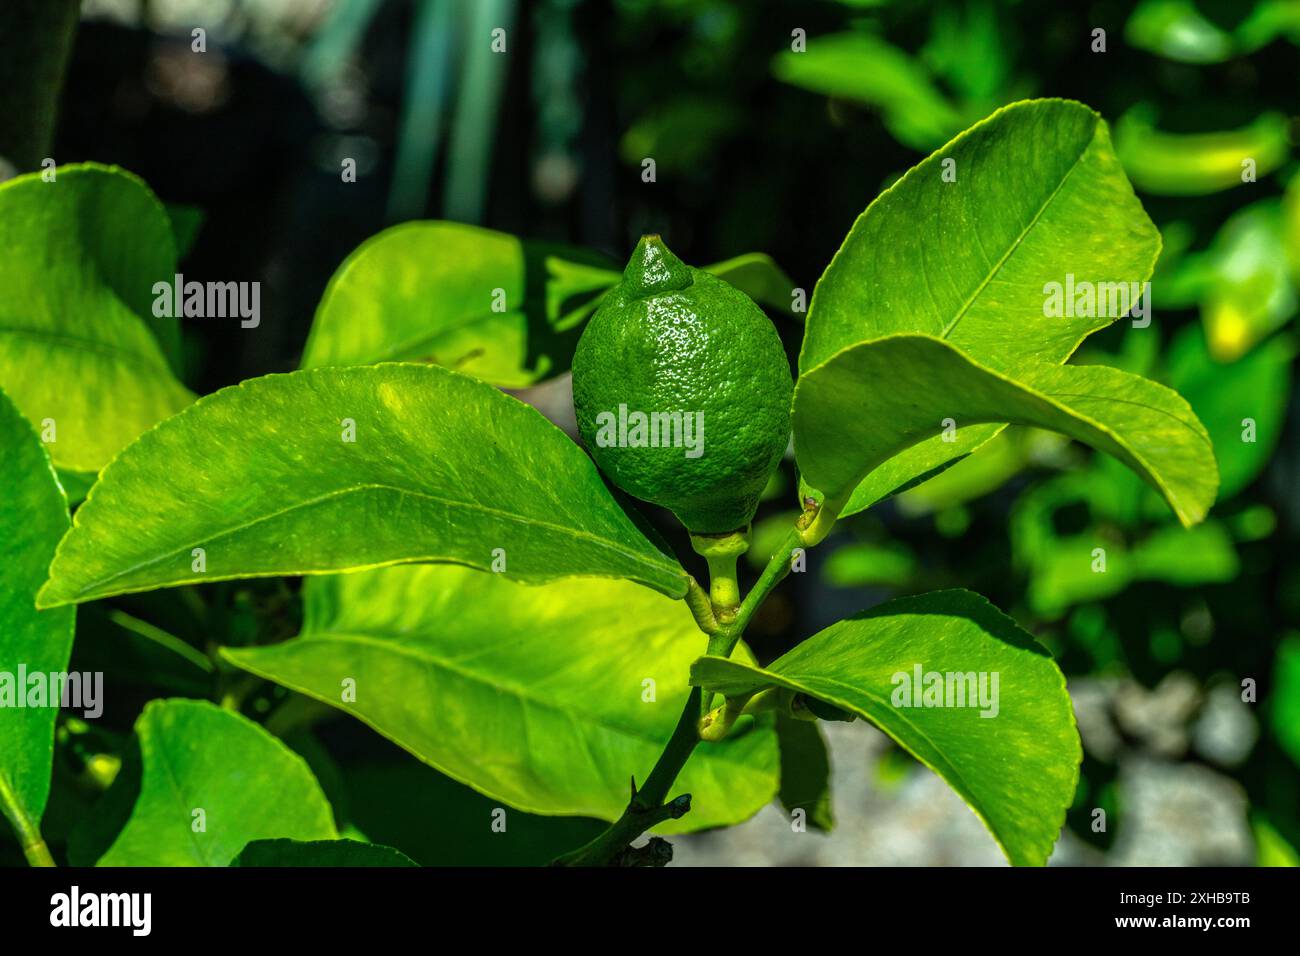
551, 501, 837, 866
689, 528, 750, 616
717, 524, 805, 654
635, 638, 721, 807
704, 554, 741, 609
0, 773, 56, 867
552, 631, 728, 867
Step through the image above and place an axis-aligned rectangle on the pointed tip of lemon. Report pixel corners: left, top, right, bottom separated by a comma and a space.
624, 234, 693, 299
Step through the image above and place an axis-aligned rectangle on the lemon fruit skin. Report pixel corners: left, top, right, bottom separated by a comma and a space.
571, 236, 792, 533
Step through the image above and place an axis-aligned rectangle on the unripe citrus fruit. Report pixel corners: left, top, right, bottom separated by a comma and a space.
571, 235, 793, 533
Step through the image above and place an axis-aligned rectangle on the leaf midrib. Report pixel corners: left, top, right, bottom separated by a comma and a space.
0, 324, 175, 377
937, 124, 1095, 343
264, 630, 740, 759
65, 481, 682, 600
348, 306, 519, 365
140, 717, 215, 865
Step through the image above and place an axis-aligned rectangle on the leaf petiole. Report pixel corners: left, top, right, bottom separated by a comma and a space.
0, 772, 56, 867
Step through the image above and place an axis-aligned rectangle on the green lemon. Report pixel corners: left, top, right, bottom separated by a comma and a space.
571, 235, 793, 533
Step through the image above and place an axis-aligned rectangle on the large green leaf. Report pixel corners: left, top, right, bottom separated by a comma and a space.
301, 221, 619, 387
96, 699, 337, 866
794, 334, 1216, 526
798, 100, 1159, 515
222, 564, 779, 832
801, 99, 1159, 375
0, 163, 193, 473
0, 388, 75, 848
38, 364, 687, 608
690, 590, 1081, 866
233, 838, 417, 867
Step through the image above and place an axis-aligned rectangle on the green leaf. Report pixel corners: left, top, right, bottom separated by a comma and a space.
96, 699, 337, 866
775, 714, 834, 832
619, 96, 744, 172
773, 32, 964, 151
222, 564, 779, 832
921, 0, 1012, 101
801, 100, 1159, 376
0, 163, 193, 472
1114, 108, 1291, 197
794, 334, 1216, 527
691, 590, 1081, 866
301, 221, 619, 387
798, 100, 1159, 515
893, 426, 1049, 516
233, 838, 417, 867
702, 253, 797, 316
38, 364, 687, 608
1023, 519, 1238, 618
0, 387, 75, 844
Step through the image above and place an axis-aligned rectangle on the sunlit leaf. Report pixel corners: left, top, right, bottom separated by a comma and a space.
96, 699, 337, 866
38, 364, 688, 608
692, 589, 1081, 866
223, 564, 778, 832
794, 334, 1216, 527
302, 221, 619, 387
0, 164, 193, 472
801, 100, 1159, 515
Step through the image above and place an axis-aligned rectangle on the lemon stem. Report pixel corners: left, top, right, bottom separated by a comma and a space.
689, 528, 750, 618
705, 555, 741, 610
